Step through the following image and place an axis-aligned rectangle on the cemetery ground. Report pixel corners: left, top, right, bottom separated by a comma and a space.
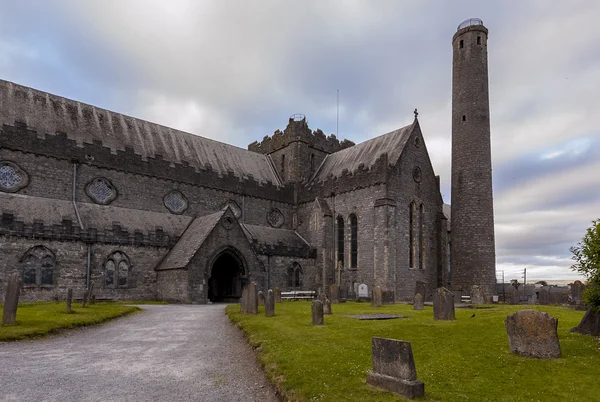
0, 301, 139, 341
227, 302, 600, 401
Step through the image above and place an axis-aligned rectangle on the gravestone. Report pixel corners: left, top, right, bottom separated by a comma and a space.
258, 290, 265, 306
413, 293, 424, 310
247, 282, 258, 315
312, 299, 324, 325
433, 287, 455, 320
571, 280, 586, 302
323, 296, 332, 315
528, 294, 537, 305
511, 290, 520, 305
66, 288, 73, 314
470, 285, 485, 304
274, 287, 281, 303
538, 288, 549, 305
366, 337, 425, 399
265, 289, 275, 317
550, 291, 563, 305
329, 284, 340, 304
372, 286, 383, 307
2, 273, 21, 325
505, 310, 561, 358
240, 287, 248, 312
415, 281, 426, 300
358, 284, 369, 299
571, 309, 600, 336
339, 287, 347, 303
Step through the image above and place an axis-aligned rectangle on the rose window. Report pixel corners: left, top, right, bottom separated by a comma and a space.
0, 162, 29, 192
86, 178, 117, 205
164, 190, 188, 214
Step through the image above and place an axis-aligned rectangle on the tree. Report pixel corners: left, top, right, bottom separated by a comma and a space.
570, 219, 600, 311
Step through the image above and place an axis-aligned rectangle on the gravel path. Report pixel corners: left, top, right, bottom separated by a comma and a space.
0, 304, 278, 402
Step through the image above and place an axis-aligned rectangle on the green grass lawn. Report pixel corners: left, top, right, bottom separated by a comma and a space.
227, 302, 600, 401
0, 302, 140, 341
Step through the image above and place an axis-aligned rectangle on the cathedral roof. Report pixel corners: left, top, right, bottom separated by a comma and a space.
0, 80, 280, 186
241, 224, 310, 249
309, 121, 416, 183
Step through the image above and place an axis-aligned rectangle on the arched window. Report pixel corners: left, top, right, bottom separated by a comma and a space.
419, 204, 425, 270
337, 216, 345, 268
350, 214, 358, 268
409, 202, 416, 268
21, 246, 55, 286
288, 262, 302, 289
104, 251, 131, 288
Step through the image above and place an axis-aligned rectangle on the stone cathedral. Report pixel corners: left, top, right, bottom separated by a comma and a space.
0, 19, 496, 304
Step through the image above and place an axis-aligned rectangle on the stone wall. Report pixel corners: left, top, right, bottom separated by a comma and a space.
156, 268, 189, 303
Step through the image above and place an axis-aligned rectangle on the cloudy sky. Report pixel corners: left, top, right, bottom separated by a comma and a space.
1, 0, 598, 282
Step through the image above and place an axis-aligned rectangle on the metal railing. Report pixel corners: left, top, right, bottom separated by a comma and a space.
457, 18, 483, 31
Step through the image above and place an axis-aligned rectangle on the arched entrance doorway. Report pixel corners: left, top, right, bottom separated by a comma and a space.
208, 250, 245, 303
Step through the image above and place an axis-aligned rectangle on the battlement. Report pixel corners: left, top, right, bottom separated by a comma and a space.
248, 115, 355, 154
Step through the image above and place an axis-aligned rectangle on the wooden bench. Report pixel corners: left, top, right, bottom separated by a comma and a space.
281, 290, 317, 301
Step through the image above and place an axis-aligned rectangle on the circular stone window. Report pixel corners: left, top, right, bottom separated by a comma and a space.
267, 208, 284, 228
86, 177, 117, 205
221, 200, 242, 219
412, 166, 422, 183
222, 216, 234, 230
0, 161, 29, 193
164, 190, 188, 214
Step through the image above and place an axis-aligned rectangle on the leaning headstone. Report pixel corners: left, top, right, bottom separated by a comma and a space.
505, 310, 561, 358
571, 309, 600, 336
323, 296, 332, 315
433, 287, 455, 320
571, 280, 586, 302
66, 288, 73, 314
329, 284, 340, 304
258, 290, 265, 306
274, 287, 281, 303
240, 287, 248, 313
358, 283, 369, 299
413, 293, 424, 310
366, 337, 425, 399
247, 282, 258, 315
265, 289, 275, 317
470, 285, 485, 304
372, 286, 383, 307
539, 288, 549, 305
311, 299, 324, 325
2, 273, 21, 325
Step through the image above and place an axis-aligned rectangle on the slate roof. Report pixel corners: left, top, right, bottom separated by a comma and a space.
0, 192, 191, 234
0, 79, 280, 186
241, 224, 310, 249
310, 122, 415, 183
157, 210, 225, 270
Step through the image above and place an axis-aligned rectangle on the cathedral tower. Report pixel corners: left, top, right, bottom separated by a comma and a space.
450, 19, 496, 297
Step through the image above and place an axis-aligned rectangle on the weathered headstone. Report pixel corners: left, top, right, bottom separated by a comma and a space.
329, 284, 340, 304
511, 290, 520, 305
339, 287, 347, 303
538, 288, 549, 305
240, 287, 248, 312
415, 281, 426, 300
312, 299, 324, 325
2, 273, 21, 325
433, 287, 455, 320
505, 310, 561, 358
571, 280, 586, 302
274, 287, 281, 303
470, 285, 485, 304
66, 288, 73, 314
413, 293, 424, 310
358, 283, 369, 299
265, 289, 275, 317
372, 286, 383, 307
258, 290, 265, 306
571, 309, 600, 336
323, 296, 332, 315
366, 337, 425, 399
247, 282, 258, 315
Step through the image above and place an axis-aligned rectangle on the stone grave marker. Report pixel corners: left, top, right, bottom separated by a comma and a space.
358, 283, 369, 299
571, 309, 600, 337
339, 287, 347, 303
274, 287, 281, 303
470, 285, 485, 304
258, 290, 265, 306
366, 337, 425, 399
505, 310, 561, 358
528, 293, 537, 305
413, 293, 424, 310
433, 287, 455, 320
265, 289, 275, 317
329, 284, 339, 304
2, 273, 21, 325
323, 296, 332, 315
66, 288, 73, 314
312, 299, 324, 325
247, 282, 258, 315
571, 280, 586, 302
510, 290, 520, 305
372, 286, 383, 307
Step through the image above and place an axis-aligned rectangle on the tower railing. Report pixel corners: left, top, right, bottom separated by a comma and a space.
457, 18, 483, 31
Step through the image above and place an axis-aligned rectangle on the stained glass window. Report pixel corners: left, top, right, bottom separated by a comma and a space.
164, 191, 188, 214
104, 251, 130, 288
0, 162, 28, 192
86, 178, 117, 205
21, 246, 54, 286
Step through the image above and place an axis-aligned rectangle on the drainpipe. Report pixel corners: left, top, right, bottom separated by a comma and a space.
72, 162, 92, 289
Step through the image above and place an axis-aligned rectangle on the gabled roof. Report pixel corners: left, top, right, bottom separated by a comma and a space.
0, 80, 280, 186
157, 210, 225, 270
310, 121, 416, 183
313, 197, 332, 217
241, 224, 310, 249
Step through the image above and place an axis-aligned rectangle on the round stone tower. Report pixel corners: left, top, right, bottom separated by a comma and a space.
450, 18, 496, 297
